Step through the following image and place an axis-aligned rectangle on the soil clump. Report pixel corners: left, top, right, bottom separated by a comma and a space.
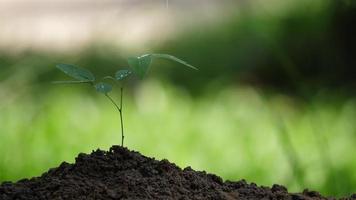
1, 146, 355, 200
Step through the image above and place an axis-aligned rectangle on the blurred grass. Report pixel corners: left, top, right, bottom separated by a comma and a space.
0, 79, 355, 197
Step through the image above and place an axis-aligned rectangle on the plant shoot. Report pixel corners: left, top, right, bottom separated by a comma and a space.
54, 54, 197, 147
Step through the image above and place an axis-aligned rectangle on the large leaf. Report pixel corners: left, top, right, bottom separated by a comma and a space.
94, 82, 112, 94
56, 64, 95, 81
152, 54, 198, 70
128, 54, 152, 79
115, 69, 132, 81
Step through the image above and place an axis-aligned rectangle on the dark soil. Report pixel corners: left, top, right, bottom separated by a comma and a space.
0, 146, 355, 200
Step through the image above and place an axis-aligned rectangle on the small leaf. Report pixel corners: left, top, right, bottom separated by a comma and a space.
128, 54, 152, 79
56, 64, 95, 81
115, 69, 132, 81
152, 54, 198, 70
95, 82, 112, 94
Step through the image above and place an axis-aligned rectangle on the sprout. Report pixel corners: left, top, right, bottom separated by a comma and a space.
54, 54, 197, 147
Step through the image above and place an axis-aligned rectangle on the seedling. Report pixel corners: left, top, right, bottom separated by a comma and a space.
54, 54, 197, 147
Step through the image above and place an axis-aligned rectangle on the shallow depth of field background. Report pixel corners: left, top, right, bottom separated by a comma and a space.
0, 0, 355, 197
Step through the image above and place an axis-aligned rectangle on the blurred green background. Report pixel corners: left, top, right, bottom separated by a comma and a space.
0, 0, 355, 198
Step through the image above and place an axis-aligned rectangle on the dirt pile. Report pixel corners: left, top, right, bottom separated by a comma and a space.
0, 146, 355, 200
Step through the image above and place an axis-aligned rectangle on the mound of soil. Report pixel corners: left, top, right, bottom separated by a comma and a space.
0, 146, 354, 200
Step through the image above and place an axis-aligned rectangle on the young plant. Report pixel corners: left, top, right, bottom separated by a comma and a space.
54, 54, 197, 147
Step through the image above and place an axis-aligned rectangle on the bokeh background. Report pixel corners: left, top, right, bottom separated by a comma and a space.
1, 0, 355, 197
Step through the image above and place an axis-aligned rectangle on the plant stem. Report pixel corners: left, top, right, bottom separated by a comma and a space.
119, 87, 124, 147
105, 90, 125, 147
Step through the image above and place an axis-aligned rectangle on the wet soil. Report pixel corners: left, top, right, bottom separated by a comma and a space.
0, 146, 355, 200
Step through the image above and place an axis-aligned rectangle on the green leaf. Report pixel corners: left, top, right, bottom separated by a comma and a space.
128, 54, 152, 79
56, 64, 95, 81
94, 82, 112, 94
115, 69, 132, 81
151, 54, 198, 70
